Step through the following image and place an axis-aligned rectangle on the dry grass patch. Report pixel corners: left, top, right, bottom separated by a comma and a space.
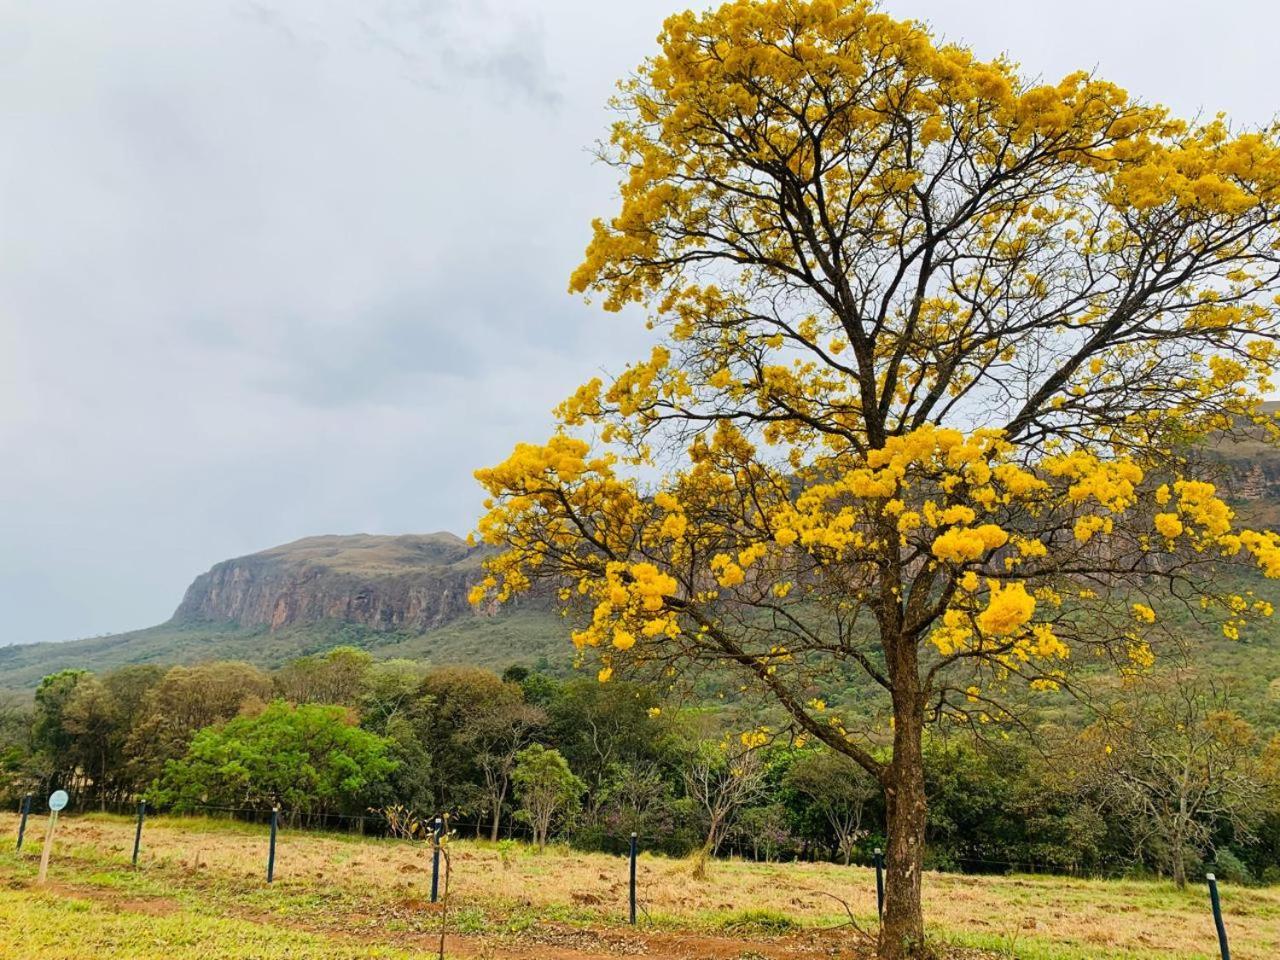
3, 812, 1277, 959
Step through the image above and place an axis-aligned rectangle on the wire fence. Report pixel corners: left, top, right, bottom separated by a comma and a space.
5, 790, 1164, 877
4, 792, 1242, 960
6, 796, 671, 923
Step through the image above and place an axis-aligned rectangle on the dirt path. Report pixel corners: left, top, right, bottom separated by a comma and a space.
437, 926, 853, 960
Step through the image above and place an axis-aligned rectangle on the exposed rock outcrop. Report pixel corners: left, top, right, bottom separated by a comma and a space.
1207, 400, 1280, 513
172, 533, 490, 632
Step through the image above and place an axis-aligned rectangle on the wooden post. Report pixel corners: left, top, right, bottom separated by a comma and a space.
36, 811, 59, 884
1207, 873, 1231, 960
36, 791, 68, 884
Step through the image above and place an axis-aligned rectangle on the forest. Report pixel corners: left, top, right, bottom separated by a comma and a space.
3, 646, 1279, 889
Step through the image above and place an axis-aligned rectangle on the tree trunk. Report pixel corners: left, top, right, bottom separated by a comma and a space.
536, 811, 550, 851
690, 839, 713, 881
1171, 825, 1187, 889
879, 698, 927, 960
489, 782, 507, 842
707, 817, 723, 857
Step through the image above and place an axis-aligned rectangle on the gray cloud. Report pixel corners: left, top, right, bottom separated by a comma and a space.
3, 0, 1280, 644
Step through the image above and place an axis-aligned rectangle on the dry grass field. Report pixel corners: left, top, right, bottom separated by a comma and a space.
1, 812, 1277, 959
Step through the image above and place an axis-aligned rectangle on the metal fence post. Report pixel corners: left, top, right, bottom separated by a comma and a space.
1207, 873, 1231, 960
15, 794, 32, 852
132, 800, 146, 867
430, 816, 442, 904
267, 807, 279, 883
874, 848, 885, 921
629, 832, 638, 925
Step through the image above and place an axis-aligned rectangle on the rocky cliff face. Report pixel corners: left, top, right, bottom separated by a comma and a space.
1209, 401, 1280, 517
172, 533, 490, 632
1226, 459, 1280, 503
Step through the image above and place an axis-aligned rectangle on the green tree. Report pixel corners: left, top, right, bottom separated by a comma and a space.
513, 744, 585, 851
546, 678, 666, 826
61, 676, 121, 807
360, 660, 435, 811
101, 665, 166, 793
413, 667, 544, 836
784, 749, 879, 864
360, 659, 429, 736
126, 661, 273, 784
735, 802, 793, 862
1253, 735, 1280, 882
1082, 674, 1266, 888
65, 666, 166, 804
30, 669, 91, 791
274, 646, 374, 706
153, 701, 396, 818
0, 696, 32, 802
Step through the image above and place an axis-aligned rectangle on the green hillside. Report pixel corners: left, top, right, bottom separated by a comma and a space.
0, 607, 574, 697
4, 569, 1280, 721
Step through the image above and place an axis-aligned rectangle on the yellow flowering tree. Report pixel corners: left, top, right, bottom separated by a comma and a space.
471, 2, 1280, 955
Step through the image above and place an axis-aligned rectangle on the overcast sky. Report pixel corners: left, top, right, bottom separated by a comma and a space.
3, 0, 1279, 645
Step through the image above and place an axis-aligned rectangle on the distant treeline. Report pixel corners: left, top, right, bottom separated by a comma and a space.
2, 647, 1279, 884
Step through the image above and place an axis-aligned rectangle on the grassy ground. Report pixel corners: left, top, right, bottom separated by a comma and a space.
1, 813, 1276, 959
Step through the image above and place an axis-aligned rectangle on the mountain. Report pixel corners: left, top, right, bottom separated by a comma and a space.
3, 411, 1279, 700
0, 533, 567, 696
1207, 400, 1280, 525
172, 533, 484, 632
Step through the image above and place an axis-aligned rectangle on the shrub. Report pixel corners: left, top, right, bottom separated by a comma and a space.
1210, 847, 1256, 886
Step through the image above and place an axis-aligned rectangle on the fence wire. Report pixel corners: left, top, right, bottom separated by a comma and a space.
8, 791, 1130, 878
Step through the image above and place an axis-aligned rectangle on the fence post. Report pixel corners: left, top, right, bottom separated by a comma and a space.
1206, 873, 1231, 960
873, 848, 885, 921
15, 794, 32, 852
132, 800, 146, 867
37, 811, 59, 884
430, 816, 442, 904
267, 807, 279, 884
629, 832, 638, 925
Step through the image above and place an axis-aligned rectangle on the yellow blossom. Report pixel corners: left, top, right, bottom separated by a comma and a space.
977, 582, 1037, 637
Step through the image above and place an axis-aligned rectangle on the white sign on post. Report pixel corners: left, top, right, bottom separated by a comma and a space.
37, 790, 69, 884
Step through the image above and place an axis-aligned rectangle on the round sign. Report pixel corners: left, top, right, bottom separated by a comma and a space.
48, 790, 68, 813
